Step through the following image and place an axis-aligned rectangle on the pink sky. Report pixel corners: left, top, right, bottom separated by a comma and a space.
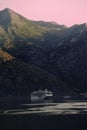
0, 0, 87, 26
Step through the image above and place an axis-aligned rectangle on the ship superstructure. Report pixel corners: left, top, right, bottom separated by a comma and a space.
31, 89, 53, 101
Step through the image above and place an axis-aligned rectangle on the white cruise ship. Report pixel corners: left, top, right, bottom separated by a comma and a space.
31, 89, 53, 102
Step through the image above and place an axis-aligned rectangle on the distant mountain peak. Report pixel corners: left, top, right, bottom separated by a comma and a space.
0, 8, 15, 15
0, 8, 14, 26
0, 8, 22, 28
81, 23, 87, 27
3, 8, 12, 11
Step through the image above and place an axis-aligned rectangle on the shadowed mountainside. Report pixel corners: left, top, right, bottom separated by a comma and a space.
0, 59, 75, 97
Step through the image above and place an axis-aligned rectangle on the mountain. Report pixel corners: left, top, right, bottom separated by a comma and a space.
0, 8, 74, 97
8, 21, 87, 93
48, 23, 87, 92
36, 23, 87, 93
0, 8, 66, 50
0, 59, 74, 97
1, 8, 87, 97
0, 8, 45, 49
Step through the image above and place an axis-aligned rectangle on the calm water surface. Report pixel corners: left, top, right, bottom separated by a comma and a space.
1, 101, 87, 130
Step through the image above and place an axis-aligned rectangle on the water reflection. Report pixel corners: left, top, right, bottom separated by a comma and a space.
2, 101, 87, 116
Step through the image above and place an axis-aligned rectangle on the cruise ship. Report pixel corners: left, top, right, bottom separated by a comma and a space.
31, 89, 53, 102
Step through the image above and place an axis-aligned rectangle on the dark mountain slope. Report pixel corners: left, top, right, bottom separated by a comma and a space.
46, 24, 87, 92
0, 47, 73, 97
0, 59, 74, 97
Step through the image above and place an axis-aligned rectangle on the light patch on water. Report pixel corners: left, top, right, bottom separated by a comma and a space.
3, 101, 87, 115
